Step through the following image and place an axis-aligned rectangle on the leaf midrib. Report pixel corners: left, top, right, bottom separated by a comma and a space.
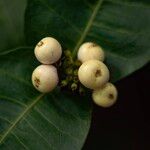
72, 0, 104, 57
0, 93, 45, 144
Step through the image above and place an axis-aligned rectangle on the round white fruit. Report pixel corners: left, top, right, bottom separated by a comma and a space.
32, 65, 59, 93
77, 42, 105, 63
92, 83, 118, 108
34, 37, 62, 64
78, 60, 109, 89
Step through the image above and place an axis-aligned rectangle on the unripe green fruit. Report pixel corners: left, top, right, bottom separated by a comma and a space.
92, 83, 118, 108
71, 83, 77, 91
78, 60, 109, 89
34, 37, 62, 64
77, 42, 105, 63
32, 65, 59, 93
61, 80, 68, 87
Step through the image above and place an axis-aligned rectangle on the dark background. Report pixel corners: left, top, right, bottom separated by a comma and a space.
83, 63, 150, 150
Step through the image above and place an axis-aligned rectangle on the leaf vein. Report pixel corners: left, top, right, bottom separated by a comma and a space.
106, 0, 150, 8
0, 94, 45, 144
73, 0, 104, 56
11, 132, 29, 150
0, 95, 27, 107
0, 116, 11, 124
0, 46, 33, 56
92, 22, 135, 35
39, 0, 81, 34
24, 118, 55, 150
83, 0, 94, 10
35, 107, 81, 142
51, 94, 83, 122
0, 69, 31, 87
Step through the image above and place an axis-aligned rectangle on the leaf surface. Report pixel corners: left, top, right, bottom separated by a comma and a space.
0, 0, 26, 52
25, 0, 150, 81
0, 48, 91, 150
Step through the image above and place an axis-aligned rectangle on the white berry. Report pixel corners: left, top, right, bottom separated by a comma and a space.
34, 37, 62, 64
77, 42, 105, 63
78, 60, 109, 89
92, 83, 118, 108
32, 65, 59, 93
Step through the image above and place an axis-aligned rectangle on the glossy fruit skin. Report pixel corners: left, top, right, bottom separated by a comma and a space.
78, 60, 109, 89
92, 83, 118, 108
32, 65, 59, 93
77, 42, 105, 63
34, 37, 62, 64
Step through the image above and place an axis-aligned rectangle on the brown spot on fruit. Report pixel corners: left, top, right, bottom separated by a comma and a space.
95, 69, 101, 77
34, 77, 40, 88
37, 41, 44, 47
90, 43, 98, 48
87, 43, 98, 49
108, 93, 114, 100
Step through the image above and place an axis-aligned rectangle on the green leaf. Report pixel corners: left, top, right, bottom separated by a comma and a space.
0, 48, 91, 150
25, 0, 150, 82
0, 0, 26, 52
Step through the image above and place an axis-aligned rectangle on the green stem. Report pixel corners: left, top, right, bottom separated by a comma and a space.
72, 49, 78, 60
72, 0, 104, 59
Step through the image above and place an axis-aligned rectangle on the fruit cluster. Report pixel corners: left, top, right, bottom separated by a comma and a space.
32, 37, 118, 108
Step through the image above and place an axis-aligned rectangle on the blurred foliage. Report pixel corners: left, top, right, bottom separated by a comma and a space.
0, 0, 26, 52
